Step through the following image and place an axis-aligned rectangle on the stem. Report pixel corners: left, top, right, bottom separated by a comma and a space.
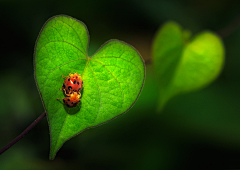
0, 112, 47, 155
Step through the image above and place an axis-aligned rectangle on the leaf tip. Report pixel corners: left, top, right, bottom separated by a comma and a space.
49, 154, 55, 161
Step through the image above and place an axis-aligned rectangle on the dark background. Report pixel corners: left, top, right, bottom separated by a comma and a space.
0, 0, 240, 169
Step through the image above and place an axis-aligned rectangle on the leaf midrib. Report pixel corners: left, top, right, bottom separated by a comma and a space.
53, 57, 89, 154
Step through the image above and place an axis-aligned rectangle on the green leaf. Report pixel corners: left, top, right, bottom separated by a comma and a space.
34, 15, 145, 160
152, 21, 224, 110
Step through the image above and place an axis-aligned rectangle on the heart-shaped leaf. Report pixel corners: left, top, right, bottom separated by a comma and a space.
34, 15, 145, 159
152, 21, 224, 110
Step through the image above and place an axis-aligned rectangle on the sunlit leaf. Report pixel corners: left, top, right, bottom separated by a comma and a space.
34, 15, 145, 159
152, 21, 224, 110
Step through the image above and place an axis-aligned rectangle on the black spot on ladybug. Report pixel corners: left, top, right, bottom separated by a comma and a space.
78, 88, 81, 91
68, 99, 70, 101
77, 81, 79, 85
71, 102, 73, 104
68, 78, 70, 81
76, 76, 78, 79
63, 84, 66, 88
68, 86, 72, 90
73, 80, 76, 84
63, 99, 65, 103
66, 104, 70, 107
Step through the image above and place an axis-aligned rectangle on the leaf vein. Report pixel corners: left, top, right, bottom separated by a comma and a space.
37, 40, 86, 57
55, 17, 86, 55
87, 62, 102, 123
54, 108, 68, 154
90, 59, 124, 113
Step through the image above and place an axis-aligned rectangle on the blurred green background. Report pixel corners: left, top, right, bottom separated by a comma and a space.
0, 0, 240, 169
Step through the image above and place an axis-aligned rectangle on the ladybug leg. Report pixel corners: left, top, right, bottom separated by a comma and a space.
63, 89, 69, 96
65, 93, 71, 97
62, 75, 67, 79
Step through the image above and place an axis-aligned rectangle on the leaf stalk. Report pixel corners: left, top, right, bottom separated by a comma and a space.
0, 112, 47, 155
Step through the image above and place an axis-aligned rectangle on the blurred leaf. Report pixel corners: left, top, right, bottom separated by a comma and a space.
34, 15, 145, 159
152, 21, 224, 110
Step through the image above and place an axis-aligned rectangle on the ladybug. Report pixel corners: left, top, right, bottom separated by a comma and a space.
61, 73, 83, 95
57, 92, 81, 108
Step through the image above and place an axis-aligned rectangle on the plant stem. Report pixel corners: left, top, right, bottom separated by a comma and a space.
0, 112, 47, 155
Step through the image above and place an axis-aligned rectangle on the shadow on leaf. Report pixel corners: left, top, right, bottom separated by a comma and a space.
65, 103, 81, 115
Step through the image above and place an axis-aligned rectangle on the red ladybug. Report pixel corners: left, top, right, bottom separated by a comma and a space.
57, 73, 83, 108
57, 92, 81, 108
62, 73, 83, 95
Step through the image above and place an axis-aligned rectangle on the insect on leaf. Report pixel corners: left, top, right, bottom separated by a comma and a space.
34, 15, 145, 160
